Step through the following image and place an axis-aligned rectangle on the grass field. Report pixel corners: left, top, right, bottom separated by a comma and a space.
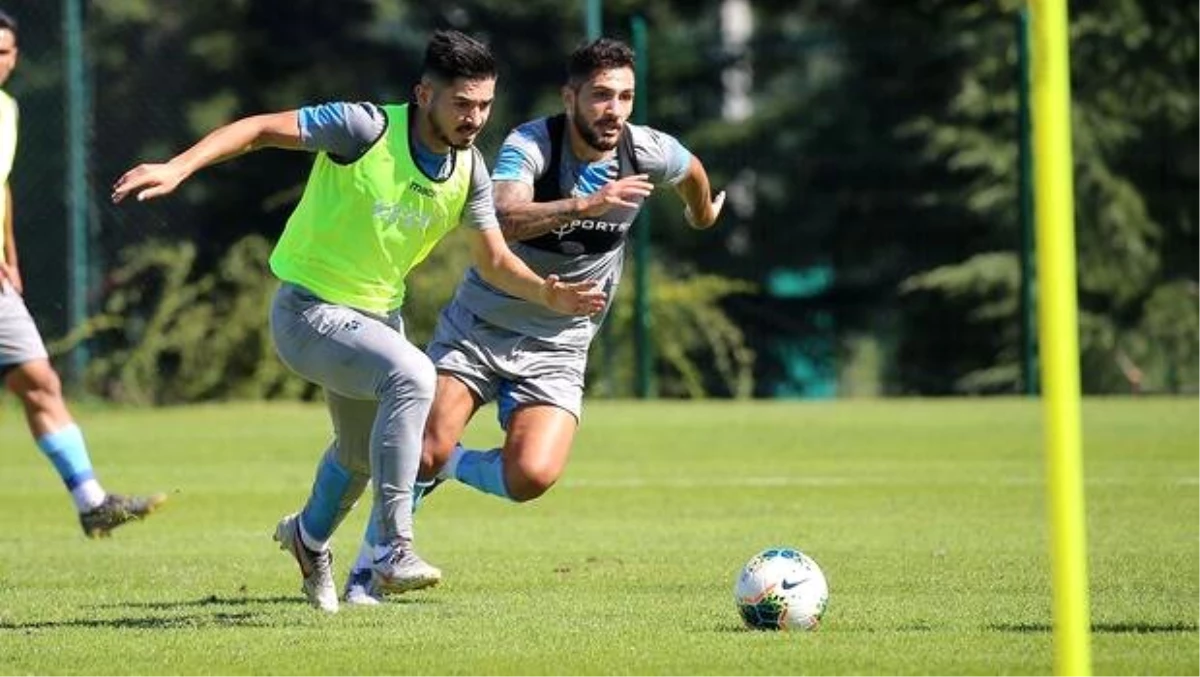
0, 397, 1196, 675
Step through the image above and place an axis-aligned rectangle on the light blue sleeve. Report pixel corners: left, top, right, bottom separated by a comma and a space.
491, 119, 550, 185
628, 124, 694, 186
297, 102, 386, 162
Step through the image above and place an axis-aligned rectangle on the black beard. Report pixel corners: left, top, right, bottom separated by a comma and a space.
430, 114, 474, 150
572, 107, 620, 152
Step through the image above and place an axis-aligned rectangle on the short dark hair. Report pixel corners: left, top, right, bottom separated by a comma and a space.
567, 38, 634, 88
421, 30, 495, 83
0, 9, 17, 36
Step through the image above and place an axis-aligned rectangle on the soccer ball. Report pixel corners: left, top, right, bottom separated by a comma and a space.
734, 547, 829, 631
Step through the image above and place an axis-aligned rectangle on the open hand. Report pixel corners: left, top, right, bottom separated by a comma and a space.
540, 275, 608, 316
684, 190, 726, 229
580, 174, 655, 217
111, 162, 189, 203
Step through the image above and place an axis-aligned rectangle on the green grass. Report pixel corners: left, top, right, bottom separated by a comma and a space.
0, 398, 1195, 675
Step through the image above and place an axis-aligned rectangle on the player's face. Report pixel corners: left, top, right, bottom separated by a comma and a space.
0, 30, 18, 88
418, 76, 495, 151
566, 67, 635, 152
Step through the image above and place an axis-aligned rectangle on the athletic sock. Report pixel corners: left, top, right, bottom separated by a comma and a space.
36, 424, 106, 511
454, 448, 512, 500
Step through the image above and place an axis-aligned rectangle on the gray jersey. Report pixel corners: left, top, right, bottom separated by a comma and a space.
452, 118, 692, 346
298, 101, 498, 232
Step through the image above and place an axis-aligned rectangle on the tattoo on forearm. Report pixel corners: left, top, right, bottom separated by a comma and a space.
499, 200, 580, 240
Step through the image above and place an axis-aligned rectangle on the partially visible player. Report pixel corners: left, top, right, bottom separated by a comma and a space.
0, 9, 166, 538
113, 30, 606, 613
343, 37, 724, 603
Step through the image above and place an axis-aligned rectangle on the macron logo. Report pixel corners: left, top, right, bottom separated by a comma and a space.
408, 181, 436, 198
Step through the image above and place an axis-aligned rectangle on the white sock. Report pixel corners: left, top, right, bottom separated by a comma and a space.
298, 519, 329, 552
72, 480, 106, 512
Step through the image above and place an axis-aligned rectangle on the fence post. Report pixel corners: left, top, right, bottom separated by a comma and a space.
62, 0, 90, 382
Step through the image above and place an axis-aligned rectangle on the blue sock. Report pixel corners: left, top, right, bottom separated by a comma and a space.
299, 451, 352, 544
36, 424, 96, 490
362, 479, 435, 549
455, 448, 511, 500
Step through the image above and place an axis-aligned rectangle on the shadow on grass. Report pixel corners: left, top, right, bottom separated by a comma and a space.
991, 622, 1198, 634
0, 611, 267, 631
90, 593, 300, 610
89, 593, 444, 611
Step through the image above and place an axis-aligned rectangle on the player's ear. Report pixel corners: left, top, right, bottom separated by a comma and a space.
561, 85, 575, 112
415, 79, 433, 108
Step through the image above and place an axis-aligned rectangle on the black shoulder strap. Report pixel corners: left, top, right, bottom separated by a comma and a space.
533, 114, 567, 202
617, 123, 641, 177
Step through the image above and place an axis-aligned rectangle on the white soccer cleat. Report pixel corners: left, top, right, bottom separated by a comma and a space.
273, 513, 339, 613
343, 568, 383, 606
371, 546, 442, 595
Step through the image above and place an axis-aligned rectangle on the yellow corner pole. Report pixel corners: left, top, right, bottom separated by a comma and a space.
1028, 0, 1092, 675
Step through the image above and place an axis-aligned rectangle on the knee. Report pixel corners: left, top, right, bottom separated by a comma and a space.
382, 358, 436, 403
506, 457, 562, 503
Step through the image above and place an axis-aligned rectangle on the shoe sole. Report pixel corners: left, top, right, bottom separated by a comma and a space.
372, 571, 442, 595
83, 493, 169, 539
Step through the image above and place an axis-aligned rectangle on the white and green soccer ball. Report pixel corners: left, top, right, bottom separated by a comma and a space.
734, 547, 829, 631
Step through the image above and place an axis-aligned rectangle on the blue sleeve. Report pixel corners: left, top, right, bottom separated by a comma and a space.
298, 102, 386, 162
491, 120, 550, 184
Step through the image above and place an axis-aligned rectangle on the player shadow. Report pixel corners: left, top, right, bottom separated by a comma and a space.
990, 621, 1198, 634
90, 592, 445, 612
90, 593, 301, 611
0, 611, 267, 631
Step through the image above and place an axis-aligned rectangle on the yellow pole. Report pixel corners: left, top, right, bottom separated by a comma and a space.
1028, 1, 1092, 674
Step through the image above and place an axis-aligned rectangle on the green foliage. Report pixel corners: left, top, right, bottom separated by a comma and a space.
57, 229, 753, 404
593, 261, 757, 399
14, 0, 1195, 397
893, 1, 1197, 394
51, 236, 311, 405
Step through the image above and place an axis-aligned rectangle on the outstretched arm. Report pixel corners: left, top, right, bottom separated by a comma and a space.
111, 111, 303, 203
674, 155, 725, 230
494, 174, 655, 242
469, 227, 607, 316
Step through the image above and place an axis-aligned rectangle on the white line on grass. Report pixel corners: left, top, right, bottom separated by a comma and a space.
562, 476, 1199, 488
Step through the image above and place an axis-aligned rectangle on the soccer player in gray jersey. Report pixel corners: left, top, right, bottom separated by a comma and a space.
113, 31, 606, 613
343, 37, 724, 603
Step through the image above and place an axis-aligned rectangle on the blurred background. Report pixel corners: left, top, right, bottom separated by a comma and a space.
2, 0, 1196, 404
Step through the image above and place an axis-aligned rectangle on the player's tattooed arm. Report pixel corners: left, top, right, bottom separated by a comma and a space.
494, 181, 581, 241
494, 174, 655, 242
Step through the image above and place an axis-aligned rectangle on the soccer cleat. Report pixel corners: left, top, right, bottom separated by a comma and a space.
79, 492, 167, 538
343, 567, 382, 606
273, 513, 338, 613
371, 546, 442, 595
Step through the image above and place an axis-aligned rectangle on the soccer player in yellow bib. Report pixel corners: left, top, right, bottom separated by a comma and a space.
112, 30, 607, 613
0, 9, 165, 539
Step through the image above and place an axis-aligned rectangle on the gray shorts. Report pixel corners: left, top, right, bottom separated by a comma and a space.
0, 282, 49, 373
429, 301, 587, 428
